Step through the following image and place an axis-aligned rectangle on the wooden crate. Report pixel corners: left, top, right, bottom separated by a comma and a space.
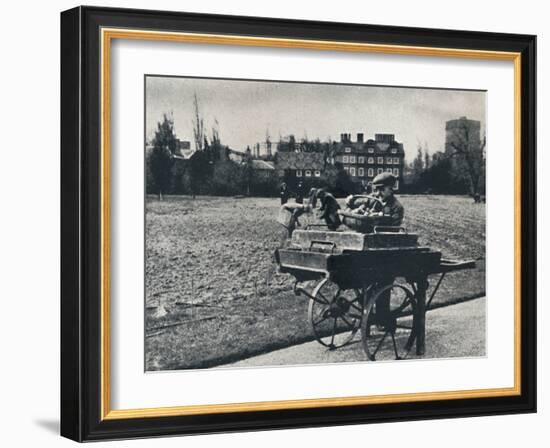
291, 229, 418, 252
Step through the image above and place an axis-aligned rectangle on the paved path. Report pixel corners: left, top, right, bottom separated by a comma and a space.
225, 297, 486, 367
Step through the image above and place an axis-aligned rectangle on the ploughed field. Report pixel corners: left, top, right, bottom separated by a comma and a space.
145, 195, 486, 371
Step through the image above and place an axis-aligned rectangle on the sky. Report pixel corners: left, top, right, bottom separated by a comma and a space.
145, 76, 486, 163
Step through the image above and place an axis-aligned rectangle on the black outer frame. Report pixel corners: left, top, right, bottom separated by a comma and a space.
60, 6, 536, 442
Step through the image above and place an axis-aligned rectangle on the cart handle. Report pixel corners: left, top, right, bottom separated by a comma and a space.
309, 240, 337, 253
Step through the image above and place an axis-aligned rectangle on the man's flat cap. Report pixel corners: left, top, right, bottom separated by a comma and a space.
372, 172, 396, 187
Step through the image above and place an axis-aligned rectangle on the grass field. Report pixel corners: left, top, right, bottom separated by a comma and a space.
145, 195, 486, 371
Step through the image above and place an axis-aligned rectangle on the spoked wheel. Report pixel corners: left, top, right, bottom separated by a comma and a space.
307, 278, 365, 350
361, 283, 417, 361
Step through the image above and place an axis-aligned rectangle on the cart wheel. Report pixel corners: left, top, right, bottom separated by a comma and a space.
307, 278, 365, 350
361, 283, 416, 361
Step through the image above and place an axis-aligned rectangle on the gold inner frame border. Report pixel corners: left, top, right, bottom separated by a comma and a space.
100, 27, 522, 421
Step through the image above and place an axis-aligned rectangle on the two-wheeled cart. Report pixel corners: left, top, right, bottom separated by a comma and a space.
274, 226, 476, 360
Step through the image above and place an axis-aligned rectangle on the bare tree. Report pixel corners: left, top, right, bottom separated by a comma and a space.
265, 128, 272, 158
411, 144, 424, 183
192, 93, 205, 151
211, 118, 220, 145
447, 122, 486, 195
424, 142, 431, 170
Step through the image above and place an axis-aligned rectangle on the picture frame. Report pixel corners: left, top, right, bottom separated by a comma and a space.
60, 5, 536, 442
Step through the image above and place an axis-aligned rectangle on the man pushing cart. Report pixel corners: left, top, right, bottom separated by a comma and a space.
274, 173, 476, 361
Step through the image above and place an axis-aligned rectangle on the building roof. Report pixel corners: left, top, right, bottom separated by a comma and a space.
275, 152, 325, 170
228, 148, 245, 156
335, 133, 405, 155
250, 159, 275, 170
335, 141, 404, 155
227, 149, 246, 163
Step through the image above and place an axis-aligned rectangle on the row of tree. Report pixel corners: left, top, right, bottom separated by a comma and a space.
148, 98, 486, 198
147, 102, 280, 198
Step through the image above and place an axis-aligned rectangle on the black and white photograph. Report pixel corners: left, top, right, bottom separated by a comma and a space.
144, 76, 487, 371
0, 0, 543, 444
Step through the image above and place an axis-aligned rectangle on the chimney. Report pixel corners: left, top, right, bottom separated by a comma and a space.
341, 133, 351, 143
375, 134, 395, 143
357, 133, 364, 143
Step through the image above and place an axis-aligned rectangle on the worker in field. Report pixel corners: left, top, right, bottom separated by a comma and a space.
279, 182, 290, 205
315, 189, 341, 231
279, 187, 342, 237
279, 188, 317, 238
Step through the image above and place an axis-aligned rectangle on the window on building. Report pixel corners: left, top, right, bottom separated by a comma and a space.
305, 170, 312, 177
368, 157, 374, 164
296, 170, 302, 177
358, 156, 365, 164
358, 167, 364, 177
350, 156, 356, 163
368, 168, 374, 177
393, 168, 399, 176
386, 157, 393, 164
350, 167, 356, 177
343, 155, 349, 163
395, 180, 399, 190
386, 168, 393, 173
377, 168, 383, 175
345, 147, 351, 153
391, 148, 397, 154
377, 157, 384, 164
314, 170, 321, 177
344, 166, 349, 173
368, 147, 374, 153
393, 157, 399, 164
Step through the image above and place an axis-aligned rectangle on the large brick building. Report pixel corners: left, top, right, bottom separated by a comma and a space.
334, 133, 405, 191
